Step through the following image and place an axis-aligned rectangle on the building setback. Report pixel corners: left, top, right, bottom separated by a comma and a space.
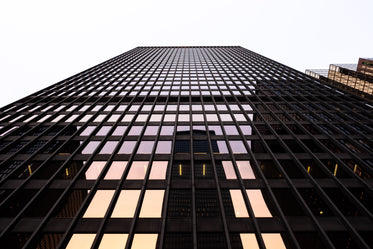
0, 46, 372, 249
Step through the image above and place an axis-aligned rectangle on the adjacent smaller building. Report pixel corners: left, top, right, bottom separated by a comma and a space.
306, 58, 373, 98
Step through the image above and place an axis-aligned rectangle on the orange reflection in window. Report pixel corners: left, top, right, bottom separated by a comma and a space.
104, 161, 127, 180
246, 189, 272, 217
98, 234, 128, 249
139, 190, 165, 218
149, 161, 168, 180
85, 161, 106, 180
66, 234, 96, 249
83, 190, 115, 218
111, 190, 140, 218
262, 233, 287, 249
127, 161, 148, 180
131, 234, 158, 249
240, 233, 259, 249
229, 189, 249, 217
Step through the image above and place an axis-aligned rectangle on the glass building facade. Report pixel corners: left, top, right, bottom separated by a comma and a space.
0, 46, 372, 249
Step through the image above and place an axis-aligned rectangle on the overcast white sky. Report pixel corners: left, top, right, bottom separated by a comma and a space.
0, 0, 372, 108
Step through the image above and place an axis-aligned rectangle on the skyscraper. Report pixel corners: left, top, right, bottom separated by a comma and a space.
0, 46, 372, 249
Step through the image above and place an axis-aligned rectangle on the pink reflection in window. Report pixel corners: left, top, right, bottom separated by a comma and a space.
178, 114, 190, 122
206, 114, 219, 122
164, 114, 176, 122
229, 189, 249, 217
85, 161, 106, 179
94, 114, 106, 122
111, 190, 140, 217
128, 126, 143, 136
144, 126, 159, 136
139, 190, 165, 217
192, 114, 204, 122
150, 114, 162, 122
100, 141, 118, 154
118, 141, 136, 154
149, 161, 168, 180
155, 141, 172, 154
137, 141, 155, 154
104, 161, 127, 180
246, 189, 272, 217
208, 126, 223, 135
240, 125, 252, 135
131, 234, 158, 249
160, 126, 174, 135
234, 114, 247, 121
220, 114, 233, 122
127, 161, 148, 179
83, 190, 115, 218
80, 126, 96, 136
99, 234, 128, 249
229, 141, 247, 154
66, 234, 96, 249
240, 234, 259, 249
216, 140, 229, 153
82, 141, 100, 154
108, 114, 120, 122
112, 126, 127, 136
222, 161, 237, 179
262, 234, 286, 249
236, 161, 256, 179
96, 126, 111, 136
122, 114, 134, 122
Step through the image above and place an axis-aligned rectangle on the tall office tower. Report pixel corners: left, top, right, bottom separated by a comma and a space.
0, 47, 372, 249
306, 58, 373, 99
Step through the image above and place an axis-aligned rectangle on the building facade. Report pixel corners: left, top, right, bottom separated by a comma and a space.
0, 46, 372, 249
306, 58, 373, 98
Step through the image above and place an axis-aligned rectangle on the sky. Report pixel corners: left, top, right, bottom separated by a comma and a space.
0, 0, 372, 108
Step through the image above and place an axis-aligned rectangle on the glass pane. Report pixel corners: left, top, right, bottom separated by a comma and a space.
85, 161, 106, 180
108, 114, 121, 122
137, 141, 155, 154
122, 114, 134, 122
136, 114, 148, 122
112, 126, 127, 136
104, 105, 115, 111
237, 161, 256, 179
127, 161, 148, 179
216, 140, 229, 154
179, 105, 189, 111
144, 126, 159, 136
128, 126, 143, 136
131, 234, 158, 249
139, 190, 165, 217
216, 104, 228, 111
111, 190, 140, 218
224, 125, 239, 135
164, 114, 176, 122
229, 141, 247, 154
206, 114, 219, 122
99, 234, 128, 249
118, 141, 136, 154
204, 104, 215, 111
117, 105, 127, 111
82, 141, 100, 154
192, 114, 204, 122
222, 161, 237, 179
166, 105, 177, 111
192, 105, 203, 111
178, 114, 190, 122
246, 190, 272, 217
154, 105, 165, 111
66, 234, 96, 249
160, 126, 174, 136
240, 125, 252, 135
262, 234, 286, 249
220, 114, 233, 122
94, 114, 106, 122
129, 105, 140, 111
83, 190, 115, 218
234, 114, 247, 121
208, 125, 223, 135
99, 141, 118, 154
230, 189, 249, 217
240, 234, 259, 249
150, 114, 162, 122
104, 161, 127, 180
80, 126, 96, 136
156, 141, 172, 154
149, 161, 168, 180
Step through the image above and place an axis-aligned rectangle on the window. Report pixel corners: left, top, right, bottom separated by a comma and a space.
122, 114, 134, 122
104, 161, 127, 180
229, 141, 247, 154
85, 161, 106, 179
222, 161, 237, 179
149, 161, 168, 180
99, 234, 128, 249
118, 141, 136, 154
160, 126, 174, 135
127, 161, 148, 179
83, 190, 115, 218
156, 141, 172, 154
236, 161, 256, 179
230, 189, 249, 217
112, 126, 127, 136
82, 141, 100, 154
137, 141, 155, 154
240, 233, 286, 249
108, 114, 121, 122
112, 190, 140, 217
128, 126, 143, 136
224, 125, 239, 135
99, 141, 118, 154
66, 234, 96, 249
150, 114, 162, 122
80, 126, 96, 136
139, 190, 165, 217
131, 234, 158, 249
192, 114, 204, 122
96, 126, 111, 136
144, 126, 159, 136
178, 114, 190, 122
246, 189, 272, 217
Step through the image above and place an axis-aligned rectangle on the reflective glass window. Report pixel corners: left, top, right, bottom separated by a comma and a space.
156, 141, 172, 154
208, 125, 223, 135
129, 105, 140, 111
117, 105, 127, 111
66, 234, 96, 249
166, 105, 177, 111
139, 190, 165, 217
224, 125, 239, 135
150, 114, 162, 122
216, 104, 228, 111
131, 234, 158, 249
108, 114, 120, 122
128, 126, 143, 136
149, 161, 168, 180
99, 234, 128, 249
137, 141, 155, 154
179, 105, 189, 111
160, 126, 174, 135
82, 141, 100, 154
100, 141, 118, 154
192, 105, 203, 111
230, 189, 249, 217
220, 114, 233, 122
96, 126, 111, 136
136, 114, 148, 122
229, 141, 248, 153
164, 114, 176, 122
237, 161, 256, 179
127, 161, 148, 179
178, 114, 190, 122
112, 126, 127, 136
141, 105, 152, 111
122, 114, 134, 122
80, 126, 96, 136
85, 161, 106, 179
104, 161, 127, 180
192, 114, 204, 122
118, 141, 136, 154
240, 125, 252, 135
154, 105, 165, 111
246, 190, 272, 217
216, 140, 229, 154
144, 126, 159, 136
94, 114, 106, 122
112, 190, 140, 217
80, 114, 93, 122
104, 105, 115, 111
204, 104, 215, 111
222, 161, 237, 179
83, 190, 115, 218
234, 114, 247, 121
